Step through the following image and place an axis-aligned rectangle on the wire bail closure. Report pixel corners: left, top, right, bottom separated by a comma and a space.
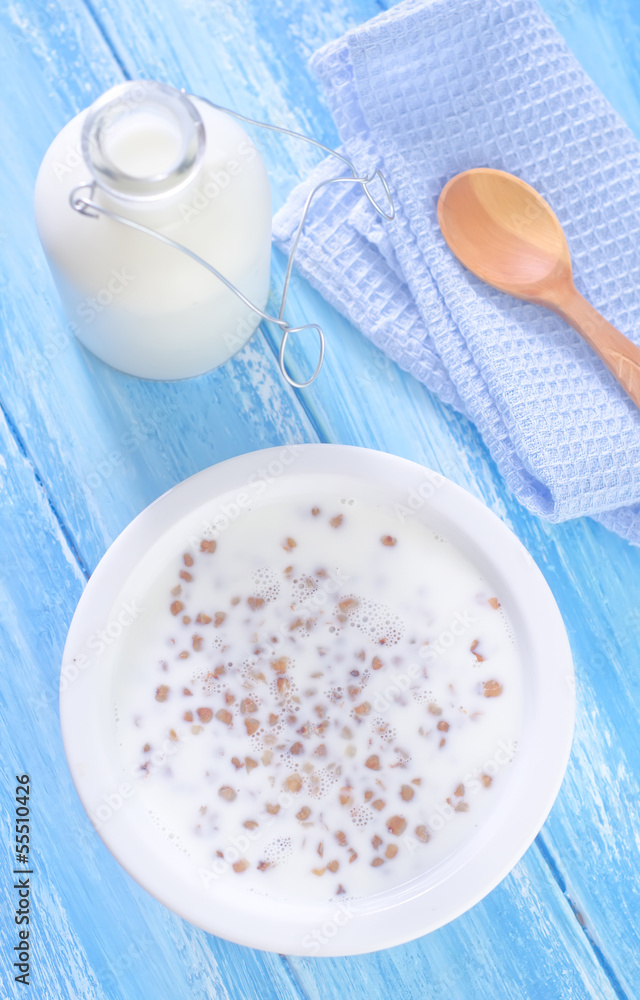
69, 93, 395, 389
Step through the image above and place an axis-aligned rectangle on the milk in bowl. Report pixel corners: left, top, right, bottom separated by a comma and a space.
112, 487, 523, 903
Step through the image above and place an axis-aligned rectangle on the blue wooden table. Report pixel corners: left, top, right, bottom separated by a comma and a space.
1, 0, 639, 997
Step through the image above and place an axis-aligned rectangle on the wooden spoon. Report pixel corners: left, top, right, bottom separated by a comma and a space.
437, 167, 640, 408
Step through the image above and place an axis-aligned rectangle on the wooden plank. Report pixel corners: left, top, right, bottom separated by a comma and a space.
542, 0, 640, 138
0, 407, 306, 1000
285, 845, 621, 1000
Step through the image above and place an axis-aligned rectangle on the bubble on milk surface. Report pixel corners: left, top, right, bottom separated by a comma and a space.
251, 567, 280, 604
349, 805, 374, 828
307, 764, 342, 800
497, 606, 516, 646
338, 594, 405, 647
370, 716, 397, 743
195, 666, 222, 696
264, 836, 293, 865
411, 688, 434, 706
148, 808, 189, 854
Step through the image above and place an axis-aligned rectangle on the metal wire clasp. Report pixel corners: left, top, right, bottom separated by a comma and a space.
70, 93, 395, 389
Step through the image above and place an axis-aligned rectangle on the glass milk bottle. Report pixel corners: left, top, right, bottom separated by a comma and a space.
34, 81, 272, 380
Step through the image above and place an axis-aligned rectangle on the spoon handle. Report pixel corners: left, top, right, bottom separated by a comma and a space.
553, 286, 640, 410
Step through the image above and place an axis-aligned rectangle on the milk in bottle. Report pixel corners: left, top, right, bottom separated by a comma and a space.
34, 81, 272, 380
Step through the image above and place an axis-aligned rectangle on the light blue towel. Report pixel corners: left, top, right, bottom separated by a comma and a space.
273, 0, 640, 543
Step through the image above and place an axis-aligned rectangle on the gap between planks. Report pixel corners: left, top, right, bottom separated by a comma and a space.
535, 834, 629, 1000
0, 395, 91, 581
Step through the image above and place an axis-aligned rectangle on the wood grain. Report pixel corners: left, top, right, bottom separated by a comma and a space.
0, 0, 639, 997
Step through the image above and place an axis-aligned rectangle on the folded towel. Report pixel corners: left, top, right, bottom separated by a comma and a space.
273, 0, 640, 543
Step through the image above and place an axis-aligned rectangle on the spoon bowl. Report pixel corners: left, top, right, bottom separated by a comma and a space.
438, 168, 640, 408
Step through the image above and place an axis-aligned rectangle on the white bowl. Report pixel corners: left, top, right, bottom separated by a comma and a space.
60, 444, 574, 955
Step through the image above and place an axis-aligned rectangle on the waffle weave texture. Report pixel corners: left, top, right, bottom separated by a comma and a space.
273, 0, 640, 543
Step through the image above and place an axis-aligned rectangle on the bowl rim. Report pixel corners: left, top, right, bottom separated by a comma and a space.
60, 443, 574, 956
